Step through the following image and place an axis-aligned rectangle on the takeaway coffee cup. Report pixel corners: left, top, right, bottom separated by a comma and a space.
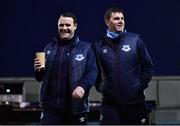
36, 52, 45, 68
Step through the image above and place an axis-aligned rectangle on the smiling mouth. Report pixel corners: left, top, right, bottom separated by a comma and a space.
117, 24, 124, 26
61, 32, 70, 35
117, 24, 124, 28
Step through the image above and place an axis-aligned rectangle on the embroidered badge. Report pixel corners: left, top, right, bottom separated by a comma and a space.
46, 50, 51, 55
122, 45, 131, 52
79, 117, 85, 122
75, 54, 84, 61
102, 48, 108, 54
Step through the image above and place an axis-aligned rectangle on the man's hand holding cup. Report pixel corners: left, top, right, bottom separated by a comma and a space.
34, 52, 45, 71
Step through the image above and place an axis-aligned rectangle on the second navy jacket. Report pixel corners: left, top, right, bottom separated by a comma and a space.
93, 32, 154, 104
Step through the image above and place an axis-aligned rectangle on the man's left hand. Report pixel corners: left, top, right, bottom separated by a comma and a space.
72, 86, 85, 99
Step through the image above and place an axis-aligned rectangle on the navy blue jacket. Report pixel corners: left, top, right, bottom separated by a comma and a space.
35, 37, 98, 114
93, 32, 154, 104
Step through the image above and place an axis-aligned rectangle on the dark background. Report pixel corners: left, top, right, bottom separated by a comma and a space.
0, 0, 180, 77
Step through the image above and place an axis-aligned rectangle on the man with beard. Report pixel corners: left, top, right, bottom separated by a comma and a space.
93, 7, 154, 125
34, 12, 97, 125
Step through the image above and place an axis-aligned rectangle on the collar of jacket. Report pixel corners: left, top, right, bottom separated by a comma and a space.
103, 35, 121, 48
103, 31, 126, 48
52, 36, 79, 48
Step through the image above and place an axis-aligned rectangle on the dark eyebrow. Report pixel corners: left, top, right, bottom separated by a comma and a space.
113, 16, 124, 20
114, 17, 120, 20
59, 23, 71, 27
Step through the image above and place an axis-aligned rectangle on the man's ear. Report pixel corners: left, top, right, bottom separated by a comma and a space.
74, 23, 77, 30
105, 19, 109, 26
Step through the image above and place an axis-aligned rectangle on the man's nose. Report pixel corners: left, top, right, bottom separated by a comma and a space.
61, 27, 68, 32
62, 25, 67, 29
118, 19, 123, 24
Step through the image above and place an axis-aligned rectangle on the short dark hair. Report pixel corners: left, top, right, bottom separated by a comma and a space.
104, 7, 124, 22
60, 12, 77, 24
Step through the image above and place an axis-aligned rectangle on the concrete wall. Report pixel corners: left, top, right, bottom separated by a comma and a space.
0, 76, 180, 103
1, 76, 180, 107
1, 76, 180, 124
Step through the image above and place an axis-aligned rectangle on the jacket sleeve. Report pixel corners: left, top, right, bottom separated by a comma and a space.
78, 46, 98, 92
34, 69, 45, 82
92, 43, 102, 93
137, 37, 154, 89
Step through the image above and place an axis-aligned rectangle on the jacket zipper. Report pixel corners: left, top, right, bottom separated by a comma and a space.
67, 48, 72, 92
114, 44, 120, 89
68, 48, 72, 110
57, 47, 65, 104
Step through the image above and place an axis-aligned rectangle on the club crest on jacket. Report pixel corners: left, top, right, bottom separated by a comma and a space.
75, 54, 84, 61
122, 45, 131, 52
